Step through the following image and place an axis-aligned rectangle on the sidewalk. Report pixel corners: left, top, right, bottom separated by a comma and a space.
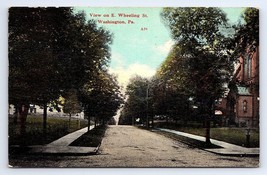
29, 125, 98, 155
14, 126, 259, 156
156, 128, 259, 156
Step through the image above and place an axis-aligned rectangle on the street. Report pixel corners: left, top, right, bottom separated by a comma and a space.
9, 125, 259, 168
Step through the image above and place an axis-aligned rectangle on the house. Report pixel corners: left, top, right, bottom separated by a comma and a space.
214, 98, 228, 126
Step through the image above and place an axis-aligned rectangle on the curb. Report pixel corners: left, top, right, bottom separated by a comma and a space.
151, 128, 259, 157
204, 148, 260, 157
9, 145, 100, 156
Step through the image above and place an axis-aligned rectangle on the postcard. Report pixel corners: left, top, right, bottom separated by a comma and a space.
8, 7, 259, 168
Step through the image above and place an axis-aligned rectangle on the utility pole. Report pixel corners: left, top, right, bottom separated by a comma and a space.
146, 83, 149, 128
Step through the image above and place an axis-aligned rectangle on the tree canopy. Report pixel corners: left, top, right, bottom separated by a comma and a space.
9, 7, 123, 137
230, 7, 259, 57
120, 8, 236, 132
159, 7, 234, 143
119, 76, 150, 125
161, 7, 233, 106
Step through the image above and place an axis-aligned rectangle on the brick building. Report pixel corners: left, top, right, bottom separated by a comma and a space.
227, 46, 259, 127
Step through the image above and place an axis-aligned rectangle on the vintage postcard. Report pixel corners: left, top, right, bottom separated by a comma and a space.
8, 7, 259, 168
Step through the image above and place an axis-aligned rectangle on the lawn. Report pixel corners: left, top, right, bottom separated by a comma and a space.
70, 125, 107, 147
176, 127, 259, 148
9, 114, 89, 146
154, 121, 259, 148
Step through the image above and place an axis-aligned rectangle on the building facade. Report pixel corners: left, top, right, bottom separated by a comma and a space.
227, 46, 259, 127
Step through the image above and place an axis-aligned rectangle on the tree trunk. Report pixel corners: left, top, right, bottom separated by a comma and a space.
132, 116, 135, 126
151, 115, 154, 128
19, 103, 29, 145
77, 118, 80, 129
205, 118, 211, 145
43, 103, 48, 141
205, 100, 214, 146
95, 117, 97, 128
87, 115, 90, 131
13, 105, 19, 124
146, 114, 149, 128
68, 113, 72, 129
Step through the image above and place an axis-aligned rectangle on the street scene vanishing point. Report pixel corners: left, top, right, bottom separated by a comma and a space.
8, 7, 259, 168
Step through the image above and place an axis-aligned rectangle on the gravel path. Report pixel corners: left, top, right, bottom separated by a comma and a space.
9, 125, 259, 168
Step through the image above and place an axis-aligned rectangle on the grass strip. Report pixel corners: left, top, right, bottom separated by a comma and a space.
137, 126, 221, 149
9, 115, 89, 146
70, 125, 107, 147
157, 131, 222, 149
173, 127, 259, 148
154, 122, 259, 147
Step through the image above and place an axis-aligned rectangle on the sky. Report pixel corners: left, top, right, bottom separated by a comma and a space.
74, 7, 245, 88
73, 7, 246, 126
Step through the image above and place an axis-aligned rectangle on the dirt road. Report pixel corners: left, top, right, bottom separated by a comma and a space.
9, 125, 259, 168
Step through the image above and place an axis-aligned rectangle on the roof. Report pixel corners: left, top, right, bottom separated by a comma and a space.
237, 86, 251, 96
215, 110, 223, 115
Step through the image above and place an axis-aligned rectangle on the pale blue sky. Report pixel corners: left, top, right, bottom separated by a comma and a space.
74, 7, 245, 86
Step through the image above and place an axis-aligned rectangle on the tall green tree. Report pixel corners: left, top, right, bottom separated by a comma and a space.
150, 46, 194, 126
62, 89, 82, 128
80, 71, 124, 129
231, 7, 259, 57
9, 7, 72, 137
119, 76, 150, 126
9, 7, 115, 140
161, 7, 233, 144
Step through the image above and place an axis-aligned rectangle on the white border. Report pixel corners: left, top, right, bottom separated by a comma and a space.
1, 1, 266, 175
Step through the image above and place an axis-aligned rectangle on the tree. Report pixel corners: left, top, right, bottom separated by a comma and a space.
9, 7, 72, 137
150, 47, 193, 126
9, 7, 115, 141
62, 89, 82, 129
80, 71, 124, 130
119, 76, 150, 126
94, 72, 124, 125
230, 7, 259, 57
161, 7, 233, 145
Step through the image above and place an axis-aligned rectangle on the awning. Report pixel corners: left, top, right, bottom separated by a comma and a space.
215, 110, 223, 115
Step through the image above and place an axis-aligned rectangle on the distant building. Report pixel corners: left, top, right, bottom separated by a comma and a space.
9, 104, 85, 119
227, 45, 259, 127
214, 98, 228, 126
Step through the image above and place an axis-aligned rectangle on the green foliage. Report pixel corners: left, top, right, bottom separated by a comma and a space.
9, 7, 123, 133
62, 89, 82, 115
80, 71, 124, 123
8, 7, 114, 104
230, 7, 259, 57
157, 8, 236, 144
121, 8, 235, 128
150, 46, 192, 122
161, 7, 233, 110
8, 7, 70, 105
161, 7, 228, 55
119, 76, 149, 125
156, 46, 189, 92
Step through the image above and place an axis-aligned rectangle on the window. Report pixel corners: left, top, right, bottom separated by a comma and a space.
244, 56, 247, 79
248, 55, 252, 78
243, 100, 248, 113
243, 54, 252, 79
